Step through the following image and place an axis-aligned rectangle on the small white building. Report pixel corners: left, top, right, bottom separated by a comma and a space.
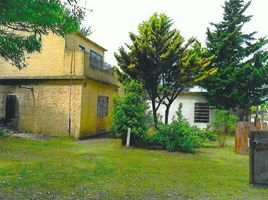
156, 87, 216, 129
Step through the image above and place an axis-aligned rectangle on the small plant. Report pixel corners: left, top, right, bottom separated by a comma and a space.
172, 103, 184, 122
112, 81, 151, 146
210, 110, 237, 147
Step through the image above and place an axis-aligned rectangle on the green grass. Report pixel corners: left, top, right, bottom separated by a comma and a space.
0, 136, 267, 200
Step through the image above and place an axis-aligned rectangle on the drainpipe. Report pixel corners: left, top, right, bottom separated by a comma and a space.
68, 51, 74, 137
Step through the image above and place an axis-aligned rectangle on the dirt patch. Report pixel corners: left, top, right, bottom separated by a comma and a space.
0, 124, 53, 141
78, 134, 117, 145
11, 132, 53, 141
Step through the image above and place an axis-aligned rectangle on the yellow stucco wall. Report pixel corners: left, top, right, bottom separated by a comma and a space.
65, 34, 105, 57
0, 33, 106, 79
79, 80, 118, 138
0, 33, 119, 138
0, 81, 82, 137
0, 34, 67, 78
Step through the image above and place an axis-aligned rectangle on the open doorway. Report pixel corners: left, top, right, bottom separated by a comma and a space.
5, 95, 19, 129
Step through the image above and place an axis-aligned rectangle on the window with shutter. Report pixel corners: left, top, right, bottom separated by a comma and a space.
194, 103, 209, 123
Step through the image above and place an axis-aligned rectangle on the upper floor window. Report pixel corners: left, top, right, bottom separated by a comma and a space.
194, 103, 209, 123
79, 45, 85, 51
90, 50, 103, 68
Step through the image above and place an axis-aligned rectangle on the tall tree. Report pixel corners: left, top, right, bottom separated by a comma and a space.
201, 0, 268, 121
0, 0, 84, 69
115, 13, 215, 124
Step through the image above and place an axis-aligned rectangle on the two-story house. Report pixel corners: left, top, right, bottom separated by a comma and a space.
0, 33, 119, 138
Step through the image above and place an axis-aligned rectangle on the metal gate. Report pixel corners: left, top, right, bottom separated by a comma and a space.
249, 131, 268, 186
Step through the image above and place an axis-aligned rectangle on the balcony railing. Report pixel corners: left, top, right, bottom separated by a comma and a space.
90, 56, 114, 74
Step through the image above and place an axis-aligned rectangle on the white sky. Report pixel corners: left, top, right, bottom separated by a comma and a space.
79, 0, 268, 66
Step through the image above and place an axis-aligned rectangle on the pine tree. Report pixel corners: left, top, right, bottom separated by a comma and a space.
115, 13, 215, 124
201, 0, 268, 121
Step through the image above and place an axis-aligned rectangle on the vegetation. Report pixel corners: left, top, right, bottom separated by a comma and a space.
115, 13, 216, 125
210, 110, 238, 147
0, 0, 84, 68
200, 0, 268, 121
79, 26, 93, 37
112, 81, 209, 153
0, 135, 268, 199
112, 81, 151, 146
151, 121, 203, 153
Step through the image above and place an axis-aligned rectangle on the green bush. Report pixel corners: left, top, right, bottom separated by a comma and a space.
112, 81, 151, 146
0, 132, 6, 139
210, 110, 237, 147
149, 121, 203, 153
197, 129, 218, 142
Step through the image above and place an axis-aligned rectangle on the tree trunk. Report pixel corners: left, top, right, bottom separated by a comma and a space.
151, 100, 158, 126
164, 104, 171, 124
239, 107, 251, 122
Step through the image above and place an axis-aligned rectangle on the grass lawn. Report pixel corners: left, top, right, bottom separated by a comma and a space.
0, 133, 267, 200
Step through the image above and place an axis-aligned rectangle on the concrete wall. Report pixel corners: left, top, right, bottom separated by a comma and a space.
155, 93, 216, 129
0, 34, 67, 78
79, 80, 118, 138
0, 81, 82, 137
0, 33, 119, 138
65, 34, 105, 57
0, 33, 106, 79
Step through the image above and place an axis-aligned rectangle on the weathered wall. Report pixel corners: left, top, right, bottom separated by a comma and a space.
0, 81, 82, 137
79, 80, 118, 138
154, 93, 216, 129
0, 34, 91, 79
65, 34, 105, 57
64, 50, 85, 77
0, 34, 66, 78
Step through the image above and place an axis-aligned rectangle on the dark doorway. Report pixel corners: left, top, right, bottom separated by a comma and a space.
5, 95, 18, 123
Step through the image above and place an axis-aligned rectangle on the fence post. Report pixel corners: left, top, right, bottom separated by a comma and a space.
126, 128, 131, 147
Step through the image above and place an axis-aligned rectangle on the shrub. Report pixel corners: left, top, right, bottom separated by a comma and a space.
151, 121, 203, 153
210, 110, 237, 147
112, 81, 151, 146
0, 132, 6, 139
197, 129, 218, 142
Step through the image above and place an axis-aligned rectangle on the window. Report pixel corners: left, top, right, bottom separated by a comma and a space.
194, 103, 209, 123
78, 45, 85, 51
97, 96, 109, 117
90, 50, 103, 68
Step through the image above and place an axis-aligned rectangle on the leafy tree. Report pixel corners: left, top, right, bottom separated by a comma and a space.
115, 13, 215, 125
201, 0, 268, 121
0, 0, 84, 69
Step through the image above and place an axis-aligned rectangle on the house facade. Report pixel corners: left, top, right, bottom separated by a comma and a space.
0, 33, 119, 138
157, 90, 216, 129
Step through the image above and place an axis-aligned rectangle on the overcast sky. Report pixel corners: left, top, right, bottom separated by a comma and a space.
79, 0, 268, 66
